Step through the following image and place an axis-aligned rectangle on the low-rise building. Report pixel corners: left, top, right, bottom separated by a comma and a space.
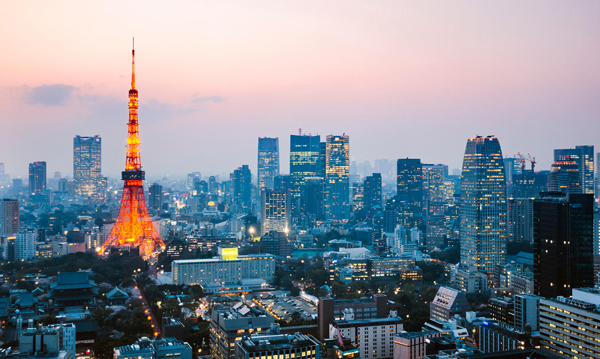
430, 287, 471, 321
114, 337, 192, 359
392, 331, 441, 359
236, 330, 320, 359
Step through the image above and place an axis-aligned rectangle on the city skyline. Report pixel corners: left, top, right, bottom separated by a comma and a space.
2, 1, 600, 178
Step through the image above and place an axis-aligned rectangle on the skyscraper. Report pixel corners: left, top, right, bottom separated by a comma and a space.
533, 192, 594, 298
148, 183, 164, 210
73, 135, 102, 197
548, 160, 581, 194
28, 161, 46, 196
325, 135, 350, 222
554, 145, 594, 194
15, 230, 36, 261
290, 134, 321, 213
1, 199, 19, 236
422, 164, 446, 217
231, 165, 252, 213
304, 177, 324, 224
460, 136, 507, 275
260, 188, 290, 235
396, 159, 423, 228
257, 137, 279, 189
363, 173, 382, 212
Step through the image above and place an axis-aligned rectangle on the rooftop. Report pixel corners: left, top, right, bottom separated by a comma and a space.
238, 332, 319, 353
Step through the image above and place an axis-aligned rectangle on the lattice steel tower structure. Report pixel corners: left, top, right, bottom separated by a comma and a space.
101, 41, 165, 258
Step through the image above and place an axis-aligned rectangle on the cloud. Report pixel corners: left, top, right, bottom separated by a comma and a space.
142, 99, 196, 122
192, 94, 224, 104
24, 84, 78, 106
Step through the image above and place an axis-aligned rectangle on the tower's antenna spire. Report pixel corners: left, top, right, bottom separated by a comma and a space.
131, 37, 136, 89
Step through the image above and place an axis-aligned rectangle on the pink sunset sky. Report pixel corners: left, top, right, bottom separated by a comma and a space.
1, 1, 600, 179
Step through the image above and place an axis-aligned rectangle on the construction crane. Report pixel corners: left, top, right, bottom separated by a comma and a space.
516, 152, 536, 171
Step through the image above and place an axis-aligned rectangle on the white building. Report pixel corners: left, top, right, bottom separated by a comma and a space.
329, 309, 403, 359
260, 188, 290, 235
392, 331, 441, 359
172, 247, 275, 286
513, 293, 541, 331
15, 230, 36, 261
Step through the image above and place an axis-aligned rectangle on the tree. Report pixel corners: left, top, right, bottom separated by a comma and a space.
92, 307, 115, 327
290, 311, 302, 322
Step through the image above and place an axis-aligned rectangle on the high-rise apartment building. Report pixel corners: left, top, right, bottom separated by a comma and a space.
290, 134, 321, 213
231, 165, 252, 213
260, 188, 289, 235
15, 230, 36, 261
28, 161, 46, 196
460, 136, 507, 275
534, 192, 594, 298
257, 137, 279, 189
397, 159, 423, 228
325, 135, 350, 222
554, 145, 594, 194
73, 135, 102, 197
363, 173, 382, 211
1, 199, 19, 236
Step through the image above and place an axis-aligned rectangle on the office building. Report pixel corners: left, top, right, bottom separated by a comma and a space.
459, 136, 507, 275
231, 165, 252, 213
478, 322, 529, 353
548, 160, 581, 194
392, 331, 441, 359
363, 173, 382, 212
325, 135, 350, 222
73, 135, 102, 197
290, 134, 321, 212
1, 199, 19, 236
507, 198, 534, 243
397, 159, 422, 228
318, 294, 388, 341
422, 164, 446, 217
430, 287, 472, 321
260, 188, 289, 235
304, 177, 324, 223
513, 294, 541, 332
331, 310, 403, 359
453, 266, 487, 294
260, 231, 292, 257
15, 230, 36, 261
148, 183, 163, 210
534, 192, 594, 298
29, 161, 46, 196
512, 170, 548, 198
236, 330, 320, 359
539, 288, 600, 358
257, 137, 279, 189
210, 304, 275, 359
115, 337, 192, 359
554, 145, 594, 194
172, 247, 275, 285
20, 323, 76, 358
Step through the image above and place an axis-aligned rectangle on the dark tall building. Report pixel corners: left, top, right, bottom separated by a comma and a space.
422, 164, 446, 217
303, 177, 324, 224
554, 145, 594, 194
257, 137, 279, 189
534, 192, 594, 298
28, 161, 46, 196
148, 183, 163, 210
231, 165, 252, 213
73, 135, 102, 197
396, 159, 423, 228
548, 160, 581, 194
460, 136, 507, 275
290, 134, 321, 213
274, 175, 292, 192
325, 135, 350, 222
363, 173, 382, 212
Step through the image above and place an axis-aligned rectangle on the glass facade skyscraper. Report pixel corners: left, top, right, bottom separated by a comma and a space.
325, 135, 350, 222
396, 159, 423, 228
554, 145, 594, 194
460, 136, 507, 275
28, 161, 46, 196
290, 134, 321, 214
257, 137, 279, 189
73, 135, 102, 197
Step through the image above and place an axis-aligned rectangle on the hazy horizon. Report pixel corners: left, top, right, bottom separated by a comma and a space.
2, 1, 600, 178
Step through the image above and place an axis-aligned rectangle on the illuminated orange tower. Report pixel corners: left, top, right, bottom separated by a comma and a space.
101, 40, 165, 258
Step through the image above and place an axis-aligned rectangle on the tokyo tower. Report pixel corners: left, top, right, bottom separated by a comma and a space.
100, 40, 165, 259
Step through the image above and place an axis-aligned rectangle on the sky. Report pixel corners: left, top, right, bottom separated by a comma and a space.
1, 1, 600, 180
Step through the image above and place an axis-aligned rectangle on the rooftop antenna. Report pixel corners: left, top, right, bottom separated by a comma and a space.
131, 37, 136, 89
